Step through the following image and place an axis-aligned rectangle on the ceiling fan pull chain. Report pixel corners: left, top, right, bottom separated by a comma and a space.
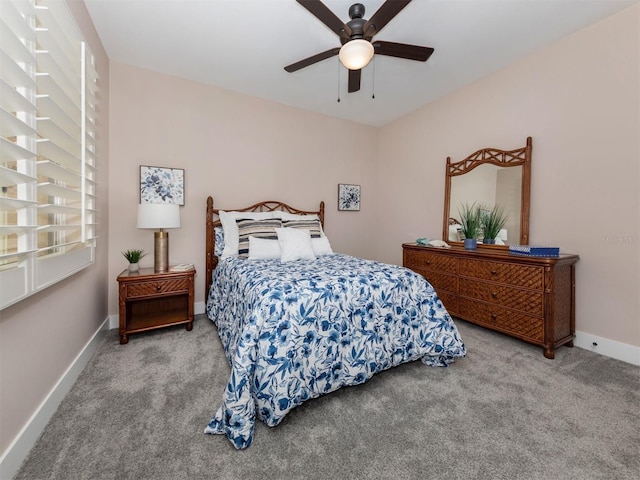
337, 57, 341, 102
372, 56, 376, 99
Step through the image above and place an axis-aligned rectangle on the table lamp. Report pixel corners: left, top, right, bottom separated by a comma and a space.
137, 203, 181, 272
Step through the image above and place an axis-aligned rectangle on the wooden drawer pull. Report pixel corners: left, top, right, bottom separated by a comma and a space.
491, 270, 498, 275
156, 285, 161, 291
491, 292, 498, 299
491, 313, 498, 320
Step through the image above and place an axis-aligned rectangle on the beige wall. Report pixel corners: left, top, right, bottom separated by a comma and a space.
377, 5, 639, 346
0, 0, 110, 458
107, 62, 379, 309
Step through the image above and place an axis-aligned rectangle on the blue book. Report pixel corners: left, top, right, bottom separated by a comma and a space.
509, 245, 560, 257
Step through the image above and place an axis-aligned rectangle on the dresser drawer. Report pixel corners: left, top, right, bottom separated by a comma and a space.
127, 278, 189, 298
459, 258, 543, 289
437, 291, 458, 316
415, 269, 458, 294
459, 278, 544, 315
404, 250, 457, 274
458, 297, 543, 342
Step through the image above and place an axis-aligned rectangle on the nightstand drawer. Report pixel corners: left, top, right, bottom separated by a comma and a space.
127, 278, 189, 298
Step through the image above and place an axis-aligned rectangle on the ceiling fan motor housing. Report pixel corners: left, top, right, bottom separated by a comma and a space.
345, 3, 368, 42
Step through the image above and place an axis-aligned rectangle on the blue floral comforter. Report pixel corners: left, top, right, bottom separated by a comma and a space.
205, 253, 465, 448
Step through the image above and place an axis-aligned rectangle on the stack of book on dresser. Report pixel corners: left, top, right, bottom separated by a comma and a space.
509, 245, 560, 257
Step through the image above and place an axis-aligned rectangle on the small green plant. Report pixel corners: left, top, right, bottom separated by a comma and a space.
481, 204, 508, 240
122, 249, 146, 263
457, 202, 482, 239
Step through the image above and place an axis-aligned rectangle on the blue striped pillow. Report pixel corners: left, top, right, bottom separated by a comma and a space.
282, 218, 322, 238
236, 218, 282, 258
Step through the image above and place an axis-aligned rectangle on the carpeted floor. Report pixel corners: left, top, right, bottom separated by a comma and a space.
14, 314, 639, 480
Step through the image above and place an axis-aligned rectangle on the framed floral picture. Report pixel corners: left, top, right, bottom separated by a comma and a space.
140, 166, 185, 205
338, 184, 361, 211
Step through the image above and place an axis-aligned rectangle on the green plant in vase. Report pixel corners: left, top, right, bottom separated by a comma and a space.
481, 205, 508, 244
457, 202, 482, 249
122, 249, 146, 272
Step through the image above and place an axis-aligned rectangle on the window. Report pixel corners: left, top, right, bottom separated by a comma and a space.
1, 0, 99, 310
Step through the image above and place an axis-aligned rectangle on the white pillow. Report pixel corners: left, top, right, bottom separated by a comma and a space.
248, 237, 281, 260
448, 224, 461, 242
276, 227, 316, 263
311, 236, 333, 256
219, 210, 275, 258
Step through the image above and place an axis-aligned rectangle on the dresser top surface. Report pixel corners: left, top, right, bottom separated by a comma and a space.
402, 243, 579, 265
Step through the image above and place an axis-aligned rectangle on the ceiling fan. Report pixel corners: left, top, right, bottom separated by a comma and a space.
284, 0, 434, 93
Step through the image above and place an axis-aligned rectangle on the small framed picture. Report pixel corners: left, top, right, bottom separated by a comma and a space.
338, 184, 361, 211
140, 165, 184, 205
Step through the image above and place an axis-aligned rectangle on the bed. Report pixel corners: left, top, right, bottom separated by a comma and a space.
204, 196, 466, 448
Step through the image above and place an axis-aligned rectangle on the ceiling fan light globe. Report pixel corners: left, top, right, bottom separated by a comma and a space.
339, 39, 374, 70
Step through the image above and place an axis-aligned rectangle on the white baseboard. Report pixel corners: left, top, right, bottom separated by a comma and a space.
574, 331, 640, 366
107, 301, 206, 330
0, 316, 111, 480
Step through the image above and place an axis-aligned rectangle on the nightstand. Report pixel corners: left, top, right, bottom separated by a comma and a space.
117, 267, 196, 344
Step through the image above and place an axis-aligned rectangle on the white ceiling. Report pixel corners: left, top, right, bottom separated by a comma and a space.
83, 0, 637, 127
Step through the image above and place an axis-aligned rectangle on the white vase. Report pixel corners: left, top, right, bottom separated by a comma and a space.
128, 262, 139, 273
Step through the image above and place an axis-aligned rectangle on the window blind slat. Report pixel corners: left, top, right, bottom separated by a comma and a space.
0, 225, 37, 234
37, 181, 82, 201
0, 196, 37, 211
38, 203, 80, 215
36, 138, 81, 172
1, 19, 35, 65
1, 136, 37, 162
0, 165, 37, 187
37, 224, 81, 233
37, 117, 79, 157
0, 107, 37, 138
0, 50, 35, 90
37, 159, 80, 185
36, 72, 79, 121
36, 95, 80, 138
0, 78, 35, 113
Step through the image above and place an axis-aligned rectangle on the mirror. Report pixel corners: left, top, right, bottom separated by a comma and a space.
442, 137, 532, 246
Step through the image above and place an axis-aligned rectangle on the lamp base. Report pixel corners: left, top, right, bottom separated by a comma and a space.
154, 231, 169, 272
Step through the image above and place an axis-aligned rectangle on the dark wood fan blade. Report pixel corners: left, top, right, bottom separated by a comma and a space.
296, 0, 351, 40
374, 41, 434, 62
364, 0, 412, 40
284, 48, 340, 72
347, 69, 361, 93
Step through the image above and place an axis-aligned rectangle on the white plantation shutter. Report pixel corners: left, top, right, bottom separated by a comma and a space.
0, 0, 98, 309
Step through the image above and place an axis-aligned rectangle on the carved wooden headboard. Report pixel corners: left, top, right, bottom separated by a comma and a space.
205, 196, 325, 299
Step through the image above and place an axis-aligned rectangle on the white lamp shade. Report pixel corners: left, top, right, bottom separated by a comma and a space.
339, 39, 374, 70
137, 203, 181, 229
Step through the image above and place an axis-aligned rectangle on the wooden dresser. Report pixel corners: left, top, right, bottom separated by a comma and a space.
403, 243, 579, 359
